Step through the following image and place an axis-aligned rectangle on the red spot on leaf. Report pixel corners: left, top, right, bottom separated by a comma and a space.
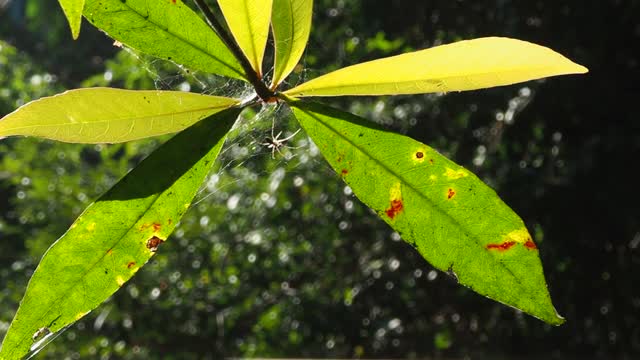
171, 0, 177, 4
524, 239, 538, 250
447, 188, 456, 199
385, 199, 404, 219
341, 169, 349, 177
153, 223, 161, 231
486, 241, 517, 251
127, 262, 136, 269
146, 236, 164, 252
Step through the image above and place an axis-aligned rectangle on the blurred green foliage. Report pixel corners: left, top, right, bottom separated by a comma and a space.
1, 0, 639, 359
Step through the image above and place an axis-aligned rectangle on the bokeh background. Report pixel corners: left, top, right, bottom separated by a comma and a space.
1, 0, 639, 359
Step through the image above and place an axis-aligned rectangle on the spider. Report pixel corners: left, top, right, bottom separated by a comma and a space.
261, 120, 301, 159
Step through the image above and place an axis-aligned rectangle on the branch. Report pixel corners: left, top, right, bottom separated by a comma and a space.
193, 0, 275, 101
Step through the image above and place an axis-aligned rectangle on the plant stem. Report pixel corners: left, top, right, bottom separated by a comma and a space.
193, 0, 275, 101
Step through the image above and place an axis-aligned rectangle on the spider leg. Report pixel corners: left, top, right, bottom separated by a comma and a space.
279, 129, 301, 142
274, 145, 285, 159
270, 117, 276, 139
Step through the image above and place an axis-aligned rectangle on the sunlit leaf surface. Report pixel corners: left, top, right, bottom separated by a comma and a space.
0, 109, 239, 360
292, 101, 564, 325
0, 88, 238, 143
218, 0, 274, 77
271, 0, 313, 87
83, 0, 245, 80
285, 37, 588, 97
58, 0, 85, 39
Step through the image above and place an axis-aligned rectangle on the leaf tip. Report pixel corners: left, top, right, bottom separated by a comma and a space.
574, 63, 589, 74
558, 57, 588, 75
541, 307, 566, 326
552, 314, 566, 326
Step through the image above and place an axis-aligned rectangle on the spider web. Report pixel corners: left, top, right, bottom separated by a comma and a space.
109, 43, 329, 211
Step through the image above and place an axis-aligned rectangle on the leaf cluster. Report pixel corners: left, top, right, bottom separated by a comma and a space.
0, 0, 586, 358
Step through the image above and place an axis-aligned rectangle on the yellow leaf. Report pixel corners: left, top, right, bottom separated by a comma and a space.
271, 0, 313, 88
0, 88, 238, 143
284, 37, 588, 97
218, 0, 274, 77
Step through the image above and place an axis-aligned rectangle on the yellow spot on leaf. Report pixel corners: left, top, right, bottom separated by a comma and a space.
429, 175, 438, 181
504, 228, 532, 244
87, 222, 96, 231
116, 276, 125, 286
389, 182, 402, 201
444, 168, 468, 180
75, 311, 90, 321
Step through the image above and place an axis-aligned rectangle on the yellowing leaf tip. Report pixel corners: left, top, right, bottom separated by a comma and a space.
575, 63, 589, 74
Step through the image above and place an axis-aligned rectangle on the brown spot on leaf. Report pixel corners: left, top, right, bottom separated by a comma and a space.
429, 159, 434, 164
140, 222, 162, 232
486, 241, 517, 251
106, 249, 113, 255
413, 150, 426, 163
524, 239, 538, 250
385, 199, 404, 219
127, 262, 136, 269
146, 236, 164, 252
341, 169, 349, 177
447, 188, 456, 199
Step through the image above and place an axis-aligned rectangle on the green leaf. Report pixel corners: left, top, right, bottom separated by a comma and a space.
0, 108, 239, 360
291, 101, 564, 325
83, 0, 245, 80
284, 37, 588, 97
58, 0, 86, 39
271, 0, 313, 88
218, 0, 274, 77
0, 88, 238, 143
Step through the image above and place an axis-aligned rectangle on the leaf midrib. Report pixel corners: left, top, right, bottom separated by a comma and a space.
98, 1, 244, 78
5, 194, 162, 358
241, 0, 262, 75
1, 104, 231, 134
288, 63, 572, 94
272, 0, 296, 85
301, 108, 523, 284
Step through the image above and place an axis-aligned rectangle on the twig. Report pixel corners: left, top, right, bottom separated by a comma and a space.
193, 0, 275, 101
